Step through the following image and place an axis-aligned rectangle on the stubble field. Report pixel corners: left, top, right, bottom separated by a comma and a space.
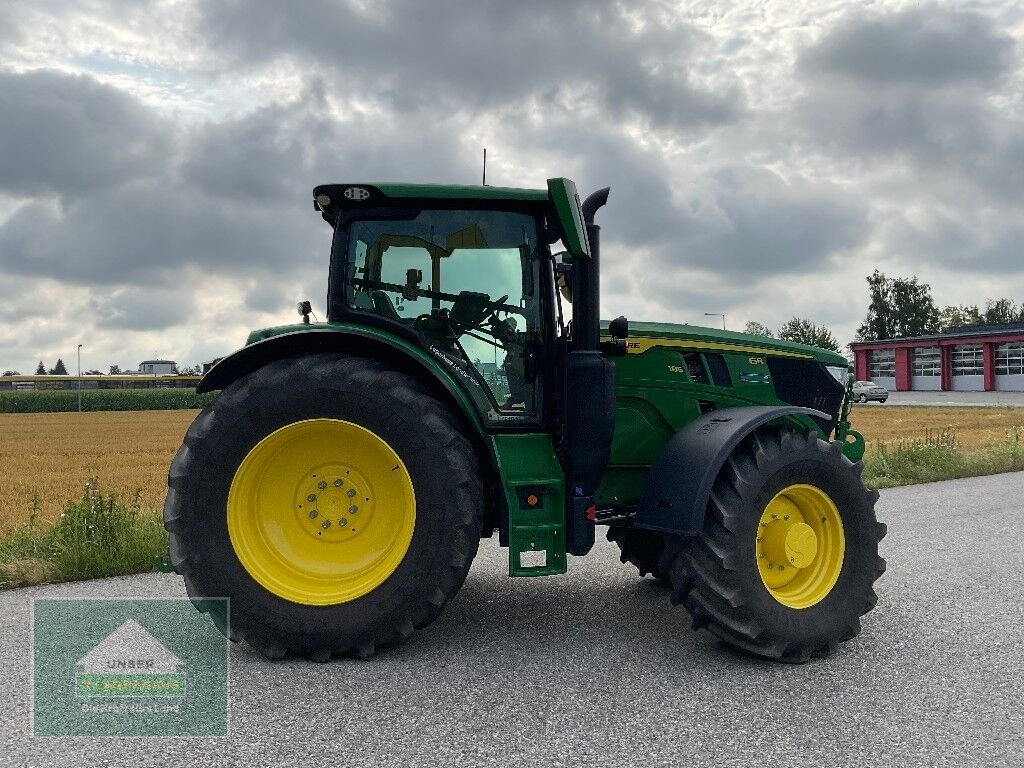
1, 405, 1023, 533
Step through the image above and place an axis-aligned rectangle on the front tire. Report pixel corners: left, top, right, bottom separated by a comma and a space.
164, 354, 483, 660
662, 427, 886, 662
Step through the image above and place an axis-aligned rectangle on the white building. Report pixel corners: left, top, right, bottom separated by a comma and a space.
138, 359, 176, 375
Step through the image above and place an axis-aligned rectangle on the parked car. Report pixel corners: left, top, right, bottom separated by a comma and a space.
853, 380, 889, 403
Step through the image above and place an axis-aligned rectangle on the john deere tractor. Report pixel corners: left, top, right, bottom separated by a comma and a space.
165, 178, 885, 663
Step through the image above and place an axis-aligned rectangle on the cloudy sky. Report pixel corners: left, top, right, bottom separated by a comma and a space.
0, 0, 1022, 373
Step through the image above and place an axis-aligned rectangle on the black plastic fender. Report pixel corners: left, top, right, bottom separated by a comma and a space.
632, 406, 829, 536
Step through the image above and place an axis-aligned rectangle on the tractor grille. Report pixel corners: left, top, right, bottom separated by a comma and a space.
767, 358, 844, 435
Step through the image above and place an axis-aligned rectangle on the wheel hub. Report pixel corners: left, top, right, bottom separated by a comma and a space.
756, 484, 846, 609
227, 418, 416, 606
296, 469, 372, 543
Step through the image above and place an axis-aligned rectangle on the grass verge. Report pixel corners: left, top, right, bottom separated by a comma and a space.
863, 426, 1024, 488
0, 481, 167, 589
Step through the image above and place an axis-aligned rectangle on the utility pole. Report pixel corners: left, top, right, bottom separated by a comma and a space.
704, 312, 726, 330
77, 344, 83, 412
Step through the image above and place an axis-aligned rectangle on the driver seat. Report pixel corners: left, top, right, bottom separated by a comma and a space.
370, 290, 401, 320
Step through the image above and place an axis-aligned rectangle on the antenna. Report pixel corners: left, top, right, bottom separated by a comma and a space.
482, 147, 487, 186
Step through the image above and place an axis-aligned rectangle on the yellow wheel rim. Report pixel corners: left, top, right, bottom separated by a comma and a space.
756, 483, 845, 609
227, 418, 416, 606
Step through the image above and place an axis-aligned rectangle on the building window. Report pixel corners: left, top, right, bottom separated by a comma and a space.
911, 347, 940, 377
869, 349, 895, 378
952, 344, 983, 376
996, 343, 1024, 376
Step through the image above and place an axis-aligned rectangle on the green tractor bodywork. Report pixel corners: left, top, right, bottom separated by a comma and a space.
177, 176, 882, 663
199, 180, 863, 579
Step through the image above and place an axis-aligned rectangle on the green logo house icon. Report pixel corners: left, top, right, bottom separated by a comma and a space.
75, 618, 187, 698
34, 598, 228, 736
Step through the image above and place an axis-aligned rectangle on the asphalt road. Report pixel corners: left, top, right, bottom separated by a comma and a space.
874, 391, 1024, 407
3, 471, 1024, 767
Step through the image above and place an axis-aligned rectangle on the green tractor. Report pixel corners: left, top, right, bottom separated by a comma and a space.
165, 178, 885, 663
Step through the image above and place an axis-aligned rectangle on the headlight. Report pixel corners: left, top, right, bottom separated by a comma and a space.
826, 365, 850, 384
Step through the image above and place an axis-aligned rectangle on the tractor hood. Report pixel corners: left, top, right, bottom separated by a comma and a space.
601, 320, 848, 366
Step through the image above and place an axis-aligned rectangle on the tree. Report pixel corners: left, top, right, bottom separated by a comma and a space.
983, 298, 1022, 325
2, 370, 20, 376
743, 321, 774, 338
856, 270, 940, 341
49, 358, 68, 375
777, 317, 841, 352
109, 364, 121, 375
84, 370, 103, 375
938, 304, 982, 331
177, 364, 202, 376
35, 360, 46, 375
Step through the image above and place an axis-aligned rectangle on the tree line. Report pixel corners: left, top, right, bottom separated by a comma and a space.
1, 361, 204, 376
742, 270, 1023, 351
855, 270, 1024, 341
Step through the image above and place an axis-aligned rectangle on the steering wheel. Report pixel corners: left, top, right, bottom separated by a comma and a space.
448, 292, 509, 335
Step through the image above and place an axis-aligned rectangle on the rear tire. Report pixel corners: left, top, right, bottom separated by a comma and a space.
662, 427, 886, 662
607, 528, 671, 583
164, 354, 483, 660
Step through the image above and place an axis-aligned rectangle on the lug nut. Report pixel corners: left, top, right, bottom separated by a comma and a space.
321, 520, 331, 529
307, 494, 317, 502
338, 518, 348, 527
309, 510, 318, 519
349, 505, 358, 514
347, 488, 356, 498
318, 481, 327, 490
783, 515, 790, 521
334, 479, 343, 487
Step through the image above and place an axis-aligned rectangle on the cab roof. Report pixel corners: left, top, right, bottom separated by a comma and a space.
313, 183, 549, 220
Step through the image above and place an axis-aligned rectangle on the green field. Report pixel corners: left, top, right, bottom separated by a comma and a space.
0, 388, 216, 413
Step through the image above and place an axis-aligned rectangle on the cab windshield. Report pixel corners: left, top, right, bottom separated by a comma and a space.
343, 209, 544, 418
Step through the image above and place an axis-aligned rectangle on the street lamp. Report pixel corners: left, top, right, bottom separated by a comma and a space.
704, 312, 726, 330
77, 344, 82, 413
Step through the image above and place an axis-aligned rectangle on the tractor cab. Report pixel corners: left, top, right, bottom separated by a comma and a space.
313, 180, 602, 429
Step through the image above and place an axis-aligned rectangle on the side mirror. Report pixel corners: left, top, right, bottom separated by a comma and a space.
297, 300, 312, 324
600, 316, 630, 356
609, 316, 629, 339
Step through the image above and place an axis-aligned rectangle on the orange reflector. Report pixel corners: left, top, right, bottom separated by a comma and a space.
527, 494, 539, 506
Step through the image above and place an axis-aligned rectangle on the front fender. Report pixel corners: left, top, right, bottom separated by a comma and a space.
632, 406, 829, 536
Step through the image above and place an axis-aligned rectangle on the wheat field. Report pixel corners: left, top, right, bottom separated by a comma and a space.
0, 411, 197, 533
1, 405, 1022, 534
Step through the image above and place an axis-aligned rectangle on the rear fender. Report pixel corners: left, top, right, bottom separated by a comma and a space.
632, 406, 829, 536
199, 329, 478, 430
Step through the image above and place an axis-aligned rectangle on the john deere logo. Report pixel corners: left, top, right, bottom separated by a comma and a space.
344, 187, 370, 200
74, 619, 186, 698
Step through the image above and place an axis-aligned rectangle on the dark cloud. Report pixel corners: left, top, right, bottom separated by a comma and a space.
91, 288, 195, 331
794, 5, 1024, 208
798, 6, 1014, 87
0, 70, 172, 198
196, 0, 742, 130
0, 5, 20, 47
524, 124, 868, 279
